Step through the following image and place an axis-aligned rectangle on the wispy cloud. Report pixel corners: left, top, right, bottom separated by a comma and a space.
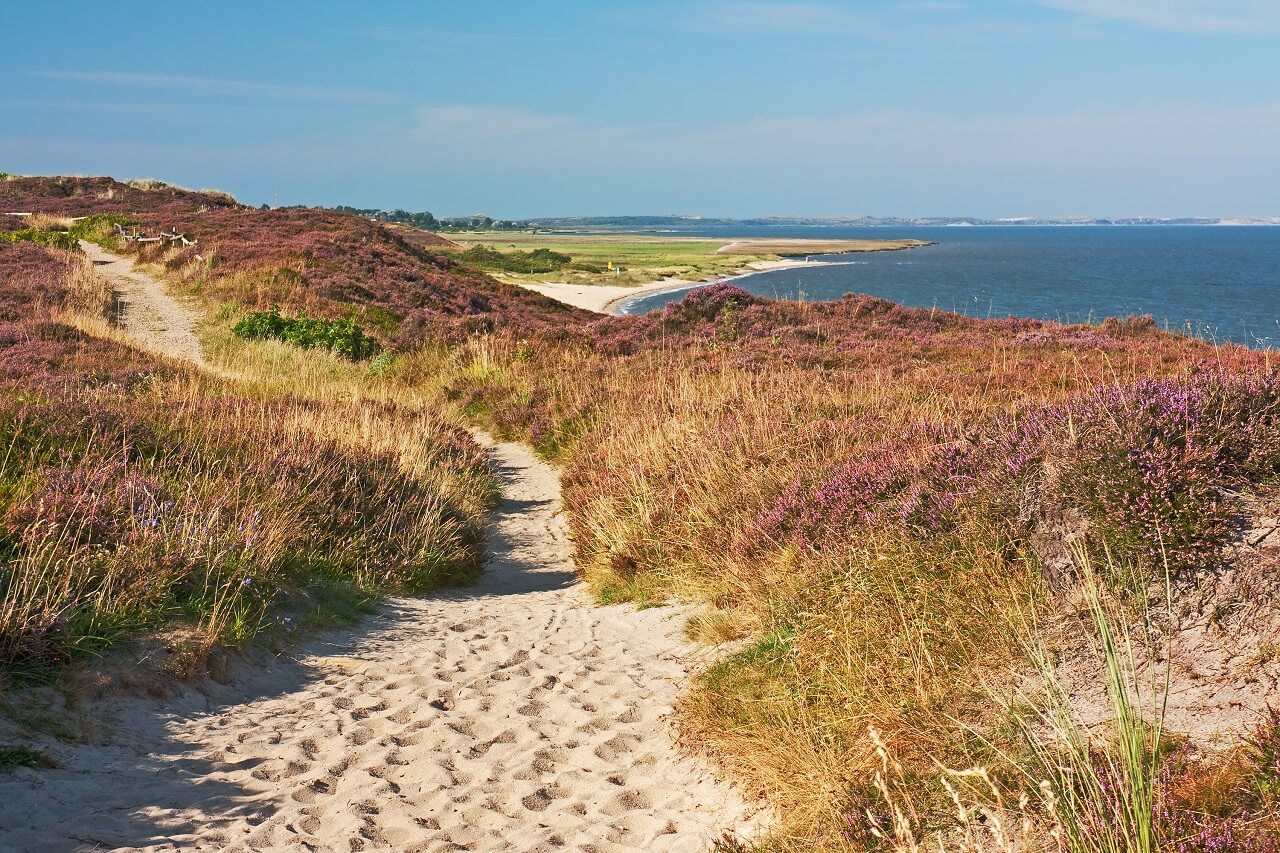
695, 2, 880, 35
895, 1, 968, 12
1034, 1, 1280, 33
687, 0, 1089, 42
32, 71, 398, 103
379, 100, 1280, 215
6, 99, 1278, 215
342, 26, 510, 46
0, 99, 180, 116
417, 106, 580, 138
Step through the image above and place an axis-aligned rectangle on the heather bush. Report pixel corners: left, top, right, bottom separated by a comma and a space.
1053, 375, 1280, 579
0, 241, 110, 321
1155, 736, 1280, 853
0, 240, 492, 671
0, 363, 489, 666
0, 175, 239, 216
739, 371, 1280, 592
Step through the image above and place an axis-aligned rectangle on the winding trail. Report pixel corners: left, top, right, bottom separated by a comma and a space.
80, 240, 206, 368
0, 248, 757, 850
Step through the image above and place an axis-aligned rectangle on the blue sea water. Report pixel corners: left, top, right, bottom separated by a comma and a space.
616, 226, 1280, 348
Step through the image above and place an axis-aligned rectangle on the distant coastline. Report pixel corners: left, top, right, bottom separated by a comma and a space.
519, 257, 818, 315
604, 225, 1280, 348
513, 214, 1280, 231
516, 243, 933, 315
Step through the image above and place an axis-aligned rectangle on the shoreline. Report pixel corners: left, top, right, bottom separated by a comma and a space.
518, 254, 904, 316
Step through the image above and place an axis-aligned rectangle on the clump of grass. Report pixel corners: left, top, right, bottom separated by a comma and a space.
68, 213, 135, 246
24, 213, 74, 232
685, 608, 753, 645
852, 549, 1280, 853
1011, 547, 1168, 853
0, 745, 54, 770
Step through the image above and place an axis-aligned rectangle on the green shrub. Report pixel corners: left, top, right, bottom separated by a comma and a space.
0, 230, 79, 251
456, 245, 571, 274
68, 214, 135, 245
367, 351, 397, 376
0, 746, 53, 770
232, 306, 380, 360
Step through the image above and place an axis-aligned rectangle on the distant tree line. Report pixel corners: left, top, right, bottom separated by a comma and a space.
328, 206, 530, 232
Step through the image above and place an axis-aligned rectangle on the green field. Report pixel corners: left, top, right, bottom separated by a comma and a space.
444, 231, 767, 286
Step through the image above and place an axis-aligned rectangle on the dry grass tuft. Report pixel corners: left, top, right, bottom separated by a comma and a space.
0, 238, 494, 675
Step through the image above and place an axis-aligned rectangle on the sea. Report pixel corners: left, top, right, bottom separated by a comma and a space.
615, 226, 1280, 349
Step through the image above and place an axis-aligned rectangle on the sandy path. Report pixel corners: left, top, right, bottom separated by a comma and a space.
80, 240, 206, 367
0, 248, 757, 851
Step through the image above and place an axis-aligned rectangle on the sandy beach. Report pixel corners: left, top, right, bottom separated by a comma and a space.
518, 257, 821, 315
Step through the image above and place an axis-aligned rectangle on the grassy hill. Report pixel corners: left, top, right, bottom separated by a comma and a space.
0, 192, 496, 679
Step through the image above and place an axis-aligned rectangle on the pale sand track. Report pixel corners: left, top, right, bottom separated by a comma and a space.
0, 248, 757, 851
80, 240, 206, 367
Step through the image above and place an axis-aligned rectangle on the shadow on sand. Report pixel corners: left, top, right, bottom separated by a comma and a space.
2, 445, 582, 850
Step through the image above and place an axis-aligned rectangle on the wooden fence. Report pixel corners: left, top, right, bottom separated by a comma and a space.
114, 222, 199, 248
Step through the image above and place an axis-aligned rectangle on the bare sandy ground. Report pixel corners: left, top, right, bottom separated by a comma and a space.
80, 240, 206, 368
0, 248, 760, 851
518, 258, 819, 315
519, 278, 696, 314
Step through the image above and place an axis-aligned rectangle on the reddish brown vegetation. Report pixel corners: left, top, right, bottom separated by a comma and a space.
5, 176, 584, 345
132, 207, 584, 338
0, 231, 492, 669
410, 281, 1278, 847
0, 176, 240, 216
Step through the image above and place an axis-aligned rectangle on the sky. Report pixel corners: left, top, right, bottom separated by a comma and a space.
4, 1, 1279, 218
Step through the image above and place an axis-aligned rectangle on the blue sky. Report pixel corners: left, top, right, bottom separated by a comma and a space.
4, 1, 1279, 217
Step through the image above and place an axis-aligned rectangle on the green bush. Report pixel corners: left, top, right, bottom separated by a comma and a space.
0, 229, 79, 251
68, 214, 135, 245
232, 307, 380, 360
456, 245, 571, 274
